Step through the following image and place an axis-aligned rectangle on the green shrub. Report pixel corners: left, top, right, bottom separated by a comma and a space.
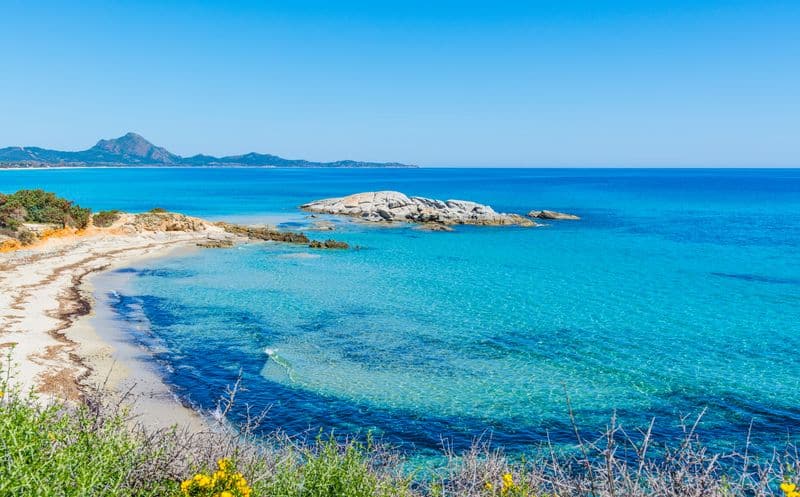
0, 189, 92, 229
68, 205, 92, 229
93, 210, 122, 228
149, 207, 168, 214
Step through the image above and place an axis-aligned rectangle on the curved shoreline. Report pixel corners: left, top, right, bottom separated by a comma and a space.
0, 230, 219, 429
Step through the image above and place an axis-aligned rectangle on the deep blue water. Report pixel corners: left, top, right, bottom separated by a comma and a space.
3, 168, 800, 457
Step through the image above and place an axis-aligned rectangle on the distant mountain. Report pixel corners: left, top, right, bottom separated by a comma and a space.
0, 132, 416, 168
93, 132, 180, 164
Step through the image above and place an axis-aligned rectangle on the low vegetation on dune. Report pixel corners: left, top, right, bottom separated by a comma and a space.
93, 209, 122, 228
1, 358, 797, 497
0, 189, 91, 230
0, 189, 92, 248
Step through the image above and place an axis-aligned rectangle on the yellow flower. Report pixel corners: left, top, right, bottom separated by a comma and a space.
783, 482, 798, 494
191, 474, 211, 488
485, 481, 494, 491
179, 460, 251, 497
218, 458, 234, 472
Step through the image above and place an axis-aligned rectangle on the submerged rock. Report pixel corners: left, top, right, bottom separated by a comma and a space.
308, 239, 349, 249
301, 191, 535, 227
309, 220, 336, 231
528, 210, 580, 220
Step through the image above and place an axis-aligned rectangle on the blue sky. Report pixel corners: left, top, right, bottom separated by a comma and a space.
1, 1, 798, 167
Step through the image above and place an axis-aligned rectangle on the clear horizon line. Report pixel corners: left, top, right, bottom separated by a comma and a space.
1, 165, 799, 171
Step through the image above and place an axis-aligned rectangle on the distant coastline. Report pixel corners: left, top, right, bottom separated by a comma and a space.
0, 164, 417, 170
0, 132, 417, 169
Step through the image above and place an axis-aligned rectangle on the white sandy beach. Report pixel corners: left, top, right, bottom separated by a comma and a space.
0, 217, 233, 428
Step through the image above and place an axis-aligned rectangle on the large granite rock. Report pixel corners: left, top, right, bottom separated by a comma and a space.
301, 191, 535, 227
528, 210, 580, 220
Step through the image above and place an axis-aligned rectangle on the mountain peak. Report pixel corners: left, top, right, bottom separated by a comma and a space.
122, 131, 146, 140
92, 132, 179, 163
0, 133, 416, 168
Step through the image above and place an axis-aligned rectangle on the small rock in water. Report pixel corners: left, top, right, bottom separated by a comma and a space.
527, 210, 580, 220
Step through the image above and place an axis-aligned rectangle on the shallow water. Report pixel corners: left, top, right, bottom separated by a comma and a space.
3, 168, 799, 457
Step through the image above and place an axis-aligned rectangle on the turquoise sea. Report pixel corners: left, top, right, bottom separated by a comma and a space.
2, 168, 799, 457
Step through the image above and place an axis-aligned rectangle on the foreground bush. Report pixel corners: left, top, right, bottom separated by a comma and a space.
1, 362, 798, 496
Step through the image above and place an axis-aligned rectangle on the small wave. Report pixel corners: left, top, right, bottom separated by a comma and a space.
264, 347, 297, 382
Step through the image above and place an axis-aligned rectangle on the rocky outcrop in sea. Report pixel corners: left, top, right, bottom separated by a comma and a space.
301, 191, 536, 227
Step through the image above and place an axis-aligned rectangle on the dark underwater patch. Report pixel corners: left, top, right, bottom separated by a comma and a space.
711, 272, 800, 285
109, 293, 184, 326
112, 267, 198, 278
